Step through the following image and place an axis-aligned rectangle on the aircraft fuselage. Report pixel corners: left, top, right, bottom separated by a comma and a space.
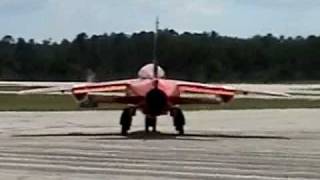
127, 78, 180, 116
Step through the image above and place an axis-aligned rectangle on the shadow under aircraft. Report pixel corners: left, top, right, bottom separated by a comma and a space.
14, 130, 290, 141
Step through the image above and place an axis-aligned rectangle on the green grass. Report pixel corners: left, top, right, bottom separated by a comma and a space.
0, 94, 320, 111
0, 94, 77, 111
183, 98, 320, 110
288, 92, 320, 96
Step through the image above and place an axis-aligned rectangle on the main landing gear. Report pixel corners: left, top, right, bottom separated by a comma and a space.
120, 107, 136, 136
119, 107, 185, 136
170, 107, 185, 135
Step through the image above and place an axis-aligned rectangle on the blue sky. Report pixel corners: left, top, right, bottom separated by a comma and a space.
0, 0, 320, 42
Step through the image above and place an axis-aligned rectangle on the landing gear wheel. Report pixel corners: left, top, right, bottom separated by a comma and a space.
171, 107, 185, 135
121, 125, 128, 136
176, 125, 184, 135
145, 116, 157, 133
120, 107, 135, 136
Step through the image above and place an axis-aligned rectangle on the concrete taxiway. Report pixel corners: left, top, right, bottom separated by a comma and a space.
0, 109, 320, 179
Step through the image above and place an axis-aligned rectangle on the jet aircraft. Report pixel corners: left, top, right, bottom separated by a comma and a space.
0, 19, 288, 135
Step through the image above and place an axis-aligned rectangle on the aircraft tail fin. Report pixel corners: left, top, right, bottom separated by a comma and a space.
153, 17, 159, 78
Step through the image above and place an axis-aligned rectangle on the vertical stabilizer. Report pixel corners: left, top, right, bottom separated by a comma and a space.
153, 17, 159, 78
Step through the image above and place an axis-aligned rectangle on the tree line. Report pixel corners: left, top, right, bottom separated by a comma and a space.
0, 30, 320, 82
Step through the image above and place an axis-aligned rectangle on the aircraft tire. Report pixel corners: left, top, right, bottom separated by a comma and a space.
145, 117, 149, 133
121, 125, 128, 136
145, 116, 157, 133
120, 107, 134, 136
177, 126, 184, 135
171, 108, 185, 135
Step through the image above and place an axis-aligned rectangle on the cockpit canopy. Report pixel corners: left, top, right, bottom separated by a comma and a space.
138, 63, 165, 79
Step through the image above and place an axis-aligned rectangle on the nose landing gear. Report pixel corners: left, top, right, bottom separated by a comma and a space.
145, 116, 157, 133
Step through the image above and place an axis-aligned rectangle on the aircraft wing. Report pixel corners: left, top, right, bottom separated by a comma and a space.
175, 80, 289, 99
0, 79, 137, 95
0, 81, 78, 87
0, 81, 77, 95
232, 88, 290, 97
71, 79, 137, 94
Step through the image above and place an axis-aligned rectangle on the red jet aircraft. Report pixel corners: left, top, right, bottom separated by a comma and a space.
0, 20, 288, 135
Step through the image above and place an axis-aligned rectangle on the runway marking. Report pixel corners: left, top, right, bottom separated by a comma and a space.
0, 152, 318, 169
1, 147, 320, 167
0, 145, 320, 180
1, 110, 320, 179
0, 161, 318, 180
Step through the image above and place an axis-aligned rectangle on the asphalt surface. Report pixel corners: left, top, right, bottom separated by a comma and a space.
0, 109, 320, 179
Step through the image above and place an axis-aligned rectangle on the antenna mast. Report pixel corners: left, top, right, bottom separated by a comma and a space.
153, 17, 159, 78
